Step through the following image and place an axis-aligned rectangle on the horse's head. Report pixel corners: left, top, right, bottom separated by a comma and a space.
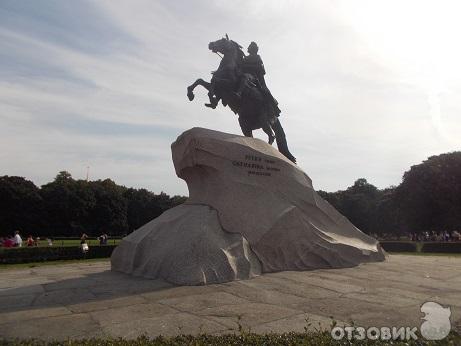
208, 35, 245, 86
209, 35, 244, 58
208, 37, 233, 54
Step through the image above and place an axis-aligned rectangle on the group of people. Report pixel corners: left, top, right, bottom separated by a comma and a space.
79, 232, 109, 253
409, 230, 461, 242
1, 231, 54, 247
80, 232, 109, 245
0, 230, 111, 248
0, 231, 24, 248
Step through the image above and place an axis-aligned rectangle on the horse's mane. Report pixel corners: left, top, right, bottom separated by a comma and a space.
229, 40, 245, 64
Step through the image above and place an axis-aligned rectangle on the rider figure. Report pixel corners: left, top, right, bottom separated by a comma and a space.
243, 42, 266, 89
236, 42, 280, 115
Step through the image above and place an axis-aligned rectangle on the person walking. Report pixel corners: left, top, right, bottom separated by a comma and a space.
14, 230, 22, 247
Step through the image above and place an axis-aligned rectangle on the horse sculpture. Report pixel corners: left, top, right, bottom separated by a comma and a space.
187, 35, 296, 163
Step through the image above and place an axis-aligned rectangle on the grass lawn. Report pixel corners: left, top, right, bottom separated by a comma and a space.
35, 239, 121, 247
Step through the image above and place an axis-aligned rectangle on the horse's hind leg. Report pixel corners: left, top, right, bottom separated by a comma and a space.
261, 120, 275, 144
257, 113, 275, 144
261, 125, 275, 144
239, 117, 253, 137
243, 129, 253, 137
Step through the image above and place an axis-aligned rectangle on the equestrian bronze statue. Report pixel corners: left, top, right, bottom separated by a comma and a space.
187, 35, 296, 163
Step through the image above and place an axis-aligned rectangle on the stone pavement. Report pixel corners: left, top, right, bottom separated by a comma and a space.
0, 255, 460, 340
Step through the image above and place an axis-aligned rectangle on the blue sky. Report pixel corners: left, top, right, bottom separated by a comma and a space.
1, 0, 460, 195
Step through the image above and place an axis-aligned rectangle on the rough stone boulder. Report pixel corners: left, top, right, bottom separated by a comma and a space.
111, 127, 385, 285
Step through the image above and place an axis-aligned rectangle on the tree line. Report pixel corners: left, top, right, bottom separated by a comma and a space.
1, 151, 460, 237
0, 171, 187, 237
318, 151, 461, 236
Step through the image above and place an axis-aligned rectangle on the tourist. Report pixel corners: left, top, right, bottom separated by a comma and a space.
98, 233, 108, 245
26, 235, 34, 247
6, 236, 13, 247
14, 230, 23, 247
98, 234, 104, 245
3, 237, 14, 248
80, 233, 89, 253
443, 230, 450, 242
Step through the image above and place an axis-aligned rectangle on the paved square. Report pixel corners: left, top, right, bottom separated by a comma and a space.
1, 255, 460, 340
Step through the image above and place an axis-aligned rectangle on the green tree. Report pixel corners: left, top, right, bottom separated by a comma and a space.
40, 171, 92, 236
124, 188, 155, 232
124, 189, 187, 233
374, 186, 401, 235
395, 152, 461, 233
0, 176, 44, 236
86, 179, 128, 235
319, 179, 382, 234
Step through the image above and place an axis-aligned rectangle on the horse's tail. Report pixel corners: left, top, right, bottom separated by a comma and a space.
273, 119, 296, 164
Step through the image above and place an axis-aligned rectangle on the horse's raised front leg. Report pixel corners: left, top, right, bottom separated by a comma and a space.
187, 78, 211, 101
